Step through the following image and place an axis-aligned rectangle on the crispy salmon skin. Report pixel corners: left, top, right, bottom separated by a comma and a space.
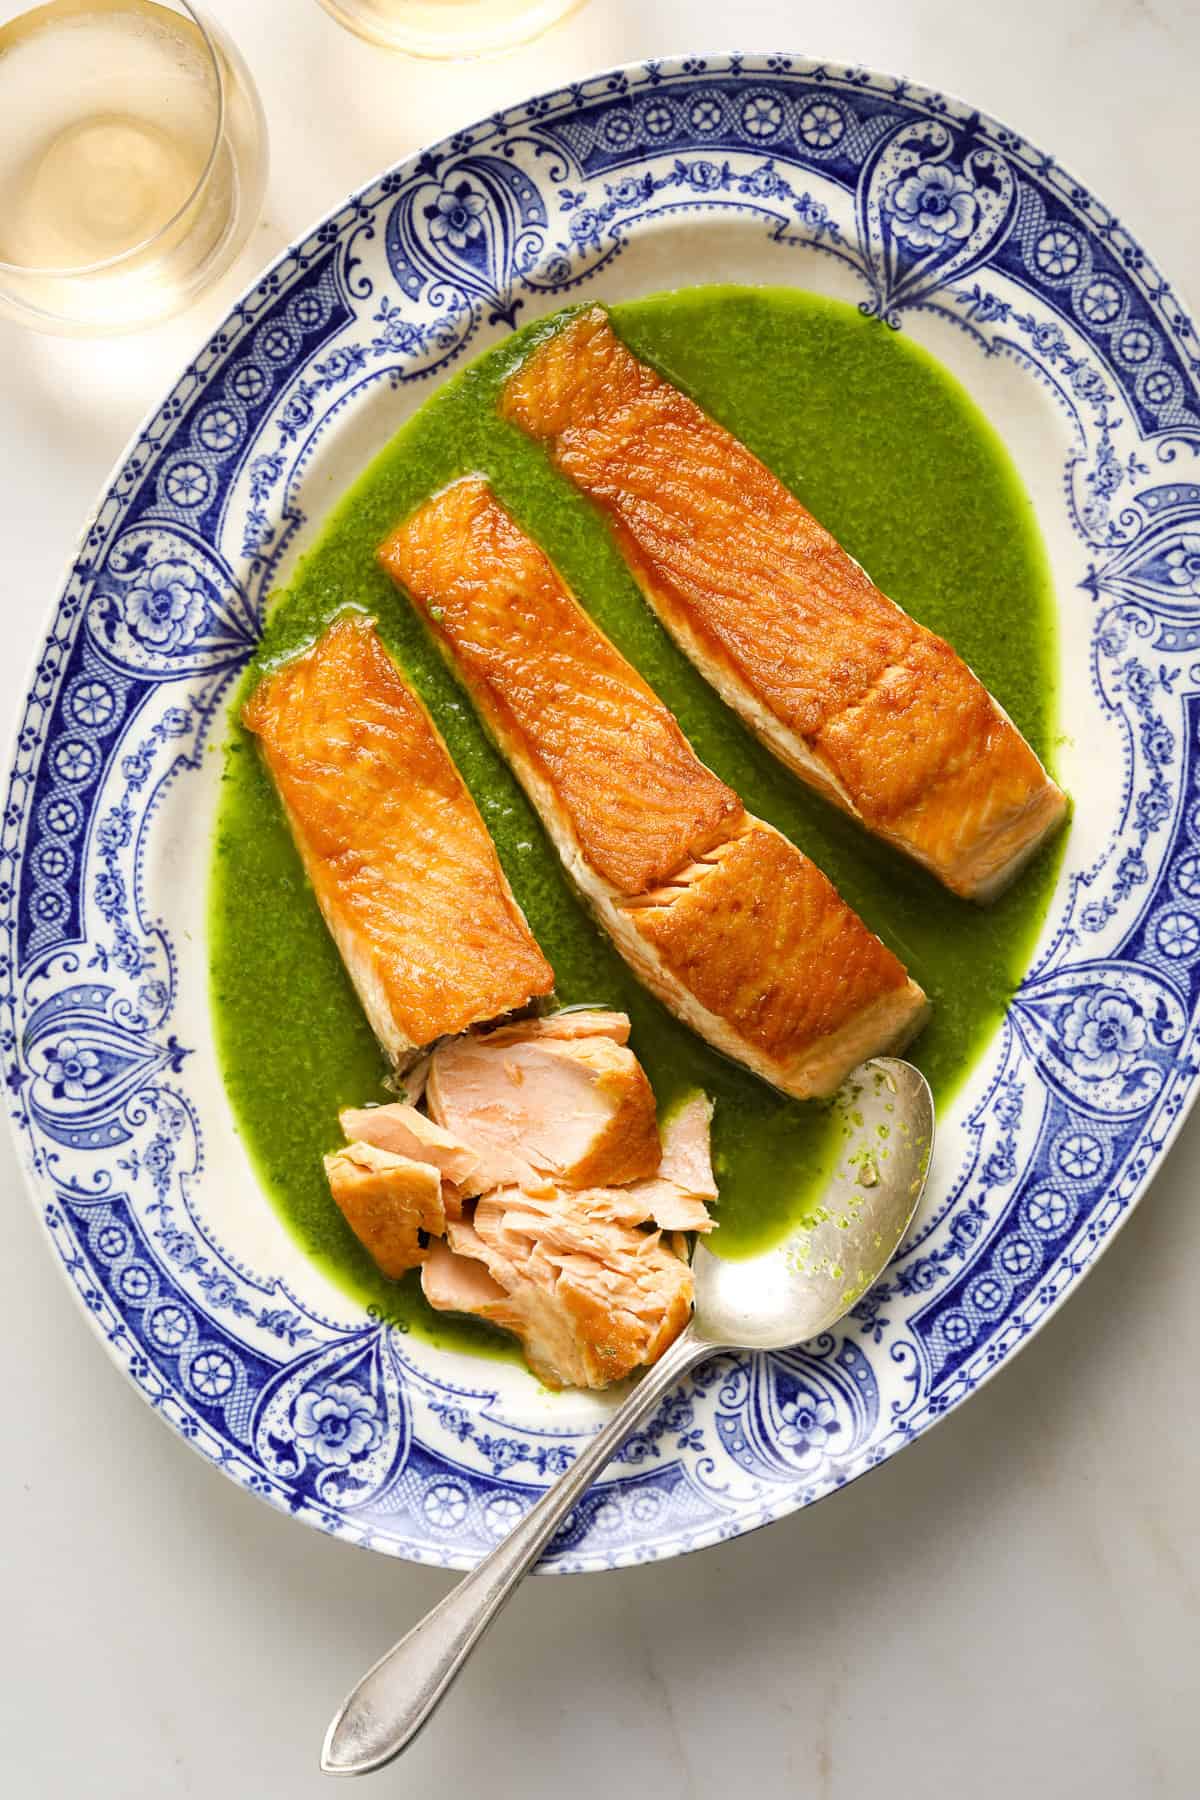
501, 306, 1067, 901
625, 820, 926, 1094
379, 476, 742, 896
242, 613, 553, 1058
382, 479, 926, 1098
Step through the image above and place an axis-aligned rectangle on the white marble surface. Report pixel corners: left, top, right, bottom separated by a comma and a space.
3, 3, 1199, 1794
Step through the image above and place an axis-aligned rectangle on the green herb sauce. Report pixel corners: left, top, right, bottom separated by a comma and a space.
209, 286, 1064, 1357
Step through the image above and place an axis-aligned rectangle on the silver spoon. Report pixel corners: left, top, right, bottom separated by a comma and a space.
321, 1056, 934, 1777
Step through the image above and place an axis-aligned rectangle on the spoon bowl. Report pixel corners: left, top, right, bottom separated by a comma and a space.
321, 1055, 934, 1778
691, 1057, 933, 1352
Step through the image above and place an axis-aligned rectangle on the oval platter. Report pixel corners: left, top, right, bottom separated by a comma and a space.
6, 53, 1200, 1572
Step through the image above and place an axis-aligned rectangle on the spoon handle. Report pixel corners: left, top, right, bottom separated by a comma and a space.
321, 1327, 711, 1777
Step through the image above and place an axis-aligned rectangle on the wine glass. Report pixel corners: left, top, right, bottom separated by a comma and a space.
0, 0, 268, 335
314, 0, 585, 59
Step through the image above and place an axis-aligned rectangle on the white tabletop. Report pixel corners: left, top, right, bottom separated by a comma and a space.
3, 4, 1199, 1795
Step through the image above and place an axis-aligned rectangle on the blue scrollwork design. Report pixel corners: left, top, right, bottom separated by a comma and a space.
22, 982, 188, 1150
1010, 961, 1187, 1118
714, 1337, 879, 1484
385, 153, 549, 329
856, 117, 1018, 324
89, 524, 259, 678
1087, 483, 1200, 649
252, 1326, 411, 1510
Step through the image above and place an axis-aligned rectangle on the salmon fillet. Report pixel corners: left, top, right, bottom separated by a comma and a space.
626, 821, 927, 1095
500, 307, 1067, 902
242, 613, 554, 1059
380, 478, 741, 896
381, 479, 927, 1099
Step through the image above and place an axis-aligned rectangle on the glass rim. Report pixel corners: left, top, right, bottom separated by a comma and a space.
0, 0, 227, 281
312, 0, 583, 58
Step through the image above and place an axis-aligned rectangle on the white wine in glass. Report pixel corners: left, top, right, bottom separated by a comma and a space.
315, 0, 584, 58
0, 0, 267, 334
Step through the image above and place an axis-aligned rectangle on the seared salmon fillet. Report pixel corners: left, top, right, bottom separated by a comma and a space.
381, 479, 926, 1098
625, 820, 927, 1094
500, 307, 1067, 902
380, 478, 741, 896
242, 613, 554, 1059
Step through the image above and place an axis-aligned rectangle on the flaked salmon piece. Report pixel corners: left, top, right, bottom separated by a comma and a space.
242, 613, 553, 1060
396, 1054, 430, 1107
474, 1191, 693, 1386
380, 477, 743, 897
581, 1186, 710, 1233
422, 1235, 509, 1312
479, 1007, 631, 1046
501, 307, 1068, 902
427, 1028, 662, 1189
324, 1141, 444, 1277
338, 1102, 483, 1195
383, 480, 927, 1098
658, 1092, 718, 1201
609, 1091, 718, 1232
439, 1183, 467, 1225
421, 1193, 693, 1388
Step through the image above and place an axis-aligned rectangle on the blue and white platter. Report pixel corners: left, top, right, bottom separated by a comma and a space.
6, 54, 1200, 1572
